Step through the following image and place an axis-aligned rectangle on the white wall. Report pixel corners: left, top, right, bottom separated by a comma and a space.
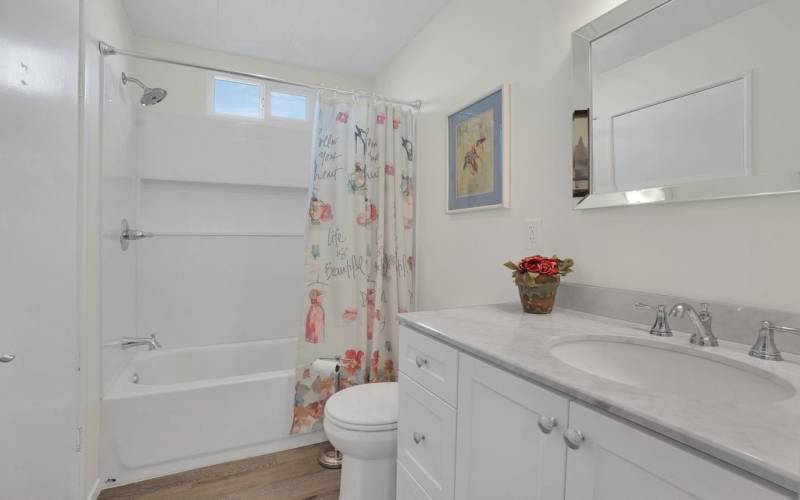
374, 0, 800, 315
125, 38, 372, 351
82, 0, 136, 496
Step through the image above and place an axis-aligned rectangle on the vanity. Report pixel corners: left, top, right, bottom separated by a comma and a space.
395, 305, 800, 500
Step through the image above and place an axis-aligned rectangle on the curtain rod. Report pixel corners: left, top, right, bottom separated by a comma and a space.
98, 42, 421, 109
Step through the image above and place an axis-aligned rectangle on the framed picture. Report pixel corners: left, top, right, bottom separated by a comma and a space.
572, 109, 590, 198
447, 84, 510, 213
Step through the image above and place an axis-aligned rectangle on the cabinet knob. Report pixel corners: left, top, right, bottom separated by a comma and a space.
537, 415, 558, 434
412, 432, 426, 444
415, 356, 429, 368
564, 428, 585, 450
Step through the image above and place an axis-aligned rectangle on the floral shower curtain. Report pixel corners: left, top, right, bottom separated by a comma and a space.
291, 92, 416, 434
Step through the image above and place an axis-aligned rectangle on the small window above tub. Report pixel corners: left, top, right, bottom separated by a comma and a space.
211, 76, 264, 119
270, 91, 307, 120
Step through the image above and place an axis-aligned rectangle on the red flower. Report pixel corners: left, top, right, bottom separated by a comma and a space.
385, 163, 395, 176
518, 255, 560, 276
392, 118, 401, 129
539, 260, 559, 276
336, 111, 349, 124
377, 114, 386, 125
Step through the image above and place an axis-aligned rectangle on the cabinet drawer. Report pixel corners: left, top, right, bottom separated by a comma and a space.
399, 326, 458, 406
398, 373, 456, 500
397, 460, 433, 500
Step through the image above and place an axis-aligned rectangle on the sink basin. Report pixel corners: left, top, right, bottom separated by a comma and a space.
549, 336, 795, 404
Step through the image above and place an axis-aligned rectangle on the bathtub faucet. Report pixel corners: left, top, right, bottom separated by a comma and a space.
119, 334, 162, 351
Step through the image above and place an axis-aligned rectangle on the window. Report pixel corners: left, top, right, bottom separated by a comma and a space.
209, 74, 310, 125
270, 91, 307, 120
212, 76, 263, 118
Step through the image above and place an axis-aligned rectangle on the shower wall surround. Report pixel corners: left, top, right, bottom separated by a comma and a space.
124, 38, 371, 353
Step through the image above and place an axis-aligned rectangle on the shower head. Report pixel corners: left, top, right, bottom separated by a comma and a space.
121, 72, 167, 106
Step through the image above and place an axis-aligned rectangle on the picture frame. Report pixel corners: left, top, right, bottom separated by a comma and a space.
446, 84, 510, 213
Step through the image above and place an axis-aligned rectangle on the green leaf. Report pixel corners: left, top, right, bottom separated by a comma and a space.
503, 261, 519, 271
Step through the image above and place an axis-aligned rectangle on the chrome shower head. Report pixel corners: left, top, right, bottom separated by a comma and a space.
121, 72, 167, 106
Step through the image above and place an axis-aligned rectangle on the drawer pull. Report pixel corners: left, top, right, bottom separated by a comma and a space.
537, 415, 558, 434
412, 432, 426, 445
415, 356, 429, 368
564, 428, 585, 450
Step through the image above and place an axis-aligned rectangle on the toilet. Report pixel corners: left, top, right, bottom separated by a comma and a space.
323, 382, 398, 500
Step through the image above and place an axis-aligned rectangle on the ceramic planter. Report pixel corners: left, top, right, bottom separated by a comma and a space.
517, 275, 560, 314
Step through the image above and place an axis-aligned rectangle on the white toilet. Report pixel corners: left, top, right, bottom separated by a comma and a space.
323, 382, 398, 500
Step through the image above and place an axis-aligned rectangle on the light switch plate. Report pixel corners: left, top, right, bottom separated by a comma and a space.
526, 218, 543, 250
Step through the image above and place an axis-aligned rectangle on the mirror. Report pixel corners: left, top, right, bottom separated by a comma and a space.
573, 0, 800, 209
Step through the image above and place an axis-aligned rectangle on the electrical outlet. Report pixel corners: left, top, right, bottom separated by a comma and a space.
526, 219, 543, 250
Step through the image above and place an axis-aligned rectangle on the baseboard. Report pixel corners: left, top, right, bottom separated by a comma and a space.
86, 478, 102, 500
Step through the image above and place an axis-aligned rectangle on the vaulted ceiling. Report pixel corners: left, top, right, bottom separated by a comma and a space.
122, 0, 450, 78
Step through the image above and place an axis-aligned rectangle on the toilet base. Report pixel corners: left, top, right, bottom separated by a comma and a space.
338, 455, 396, 500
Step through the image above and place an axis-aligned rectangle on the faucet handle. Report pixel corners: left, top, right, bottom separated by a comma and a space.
634, 303, 672, 337
699, 303, 711, 318
749, 321, 800, 361
149, 334, 162, 349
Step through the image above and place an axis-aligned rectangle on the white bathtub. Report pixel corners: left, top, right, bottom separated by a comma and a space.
101, 338, 324, 485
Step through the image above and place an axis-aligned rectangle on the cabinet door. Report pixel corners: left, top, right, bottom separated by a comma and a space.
455, 354, 570, 500
565, 403, 793, 500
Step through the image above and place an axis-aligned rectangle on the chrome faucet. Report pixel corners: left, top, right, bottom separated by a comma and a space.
119, 334, 162, 351
669, 303, 718, 346
634, 302, 672, 336
748, 321, 800, 361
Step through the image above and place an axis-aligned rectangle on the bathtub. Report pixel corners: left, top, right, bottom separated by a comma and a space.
101, 338, 324, 485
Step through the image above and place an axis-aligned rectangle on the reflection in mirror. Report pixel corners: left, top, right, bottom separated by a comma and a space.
573, 0, 800, 208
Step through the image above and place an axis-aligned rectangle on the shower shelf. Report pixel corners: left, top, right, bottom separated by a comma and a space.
139, 175, 309, 191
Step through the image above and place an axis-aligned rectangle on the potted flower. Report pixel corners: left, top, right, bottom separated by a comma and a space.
504, 255, 574, 314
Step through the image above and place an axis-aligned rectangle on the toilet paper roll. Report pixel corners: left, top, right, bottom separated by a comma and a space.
310, 358, 341, 378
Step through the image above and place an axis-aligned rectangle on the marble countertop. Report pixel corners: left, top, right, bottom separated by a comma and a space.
398, 303, 800, 492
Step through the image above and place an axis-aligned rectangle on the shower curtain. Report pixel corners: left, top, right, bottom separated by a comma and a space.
291, 92, 416, 434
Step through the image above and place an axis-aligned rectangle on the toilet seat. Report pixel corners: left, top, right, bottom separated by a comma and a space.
324, 382, 398, 431
325, 412, 397, 432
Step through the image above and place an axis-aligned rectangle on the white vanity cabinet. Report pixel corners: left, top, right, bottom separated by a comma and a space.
397, 326, 795, 500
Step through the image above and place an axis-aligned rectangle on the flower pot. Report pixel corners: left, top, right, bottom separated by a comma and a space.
517, 275, 560, 314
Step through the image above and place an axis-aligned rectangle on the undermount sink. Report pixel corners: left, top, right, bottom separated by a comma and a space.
549, 336, 795, 404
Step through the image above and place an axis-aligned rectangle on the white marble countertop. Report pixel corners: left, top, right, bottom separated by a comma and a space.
398, 303, 800, 492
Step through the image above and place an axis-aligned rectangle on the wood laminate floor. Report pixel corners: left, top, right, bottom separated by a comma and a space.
98, 442, 340, 500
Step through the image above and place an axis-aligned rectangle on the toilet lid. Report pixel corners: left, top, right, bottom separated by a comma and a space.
325, 382, 398, 429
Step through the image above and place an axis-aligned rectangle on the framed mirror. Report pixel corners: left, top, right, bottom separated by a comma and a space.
573, 0, 800, 209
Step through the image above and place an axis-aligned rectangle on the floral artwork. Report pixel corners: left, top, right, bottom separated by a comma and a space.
456, 115, 493, 196
292, 94, 416, 435
448, 85, 509, 212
